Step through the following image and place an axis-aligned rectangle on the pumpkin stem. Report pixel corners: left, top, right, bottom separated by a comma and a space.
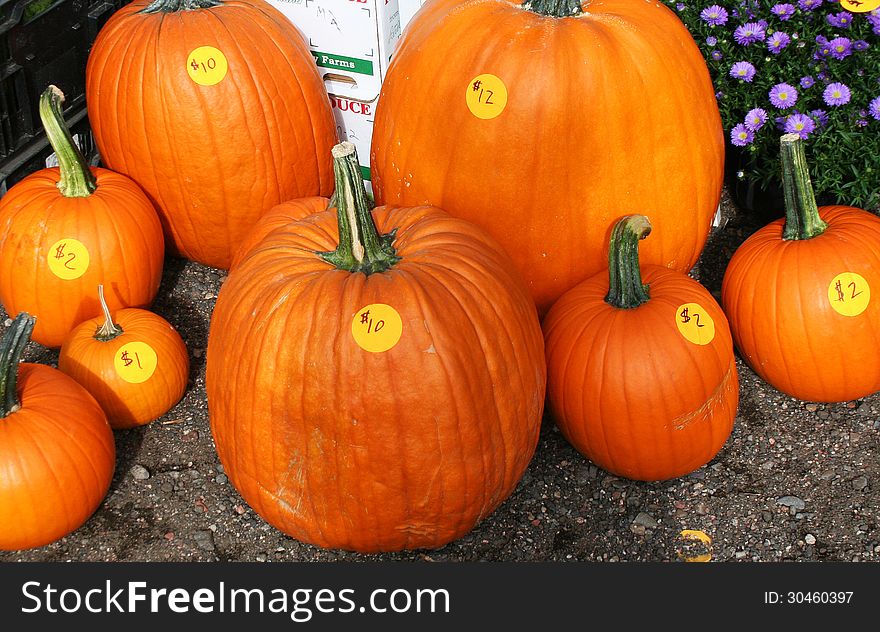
94, 285, 124, 342
39, 86, 97, 198
318, 142, 400, 275
605, 215, 652, 309
780, 134, 827, 241
0, 313, 36, 418
141, 0, 221, 12
522, 0, 584, 18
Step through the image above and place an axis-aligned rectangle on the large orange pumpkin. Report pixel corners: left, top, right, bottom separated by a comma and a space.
207, 142, 545, 552
0, 87, 164, 348
0, 314, 116, 550
722, 135, 880, 403
543, 215, 738, 481
371, 0, 723, 315
85, 0, 338, 269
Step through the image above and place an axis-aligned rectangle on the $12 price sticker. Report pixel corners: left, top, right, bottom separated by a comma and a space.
840, 0, 880, 13
187, 46, 228, 86
351, 304, 402, 353
675, 303, 716, 346
47, 238, 89, 280
828, 272, 870, 317
114, 341, 158, 384
466, 74, 508, 120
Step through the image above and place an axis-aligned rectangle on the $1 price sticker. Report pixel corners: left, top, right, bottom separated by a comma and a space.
351, 304, 402, 353
675, 303, 715, 346
114, 341, 158, 384
828, 272, 870, 317
186, 46, 228, 86
47, 238, 89, 280
466, 74, 508, 120
840, 0, 880, 13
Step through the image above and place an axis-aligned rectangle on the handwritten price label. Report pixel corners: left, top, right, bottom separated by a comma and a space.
186, 46, 228, 86
466, 74, 508, 120
114, 341, 158, 384
351, 304, 402, 353
675, 303, 716, 346
828, 272, 870, 316
840, 0, 880, 13
47, 238, 89, 280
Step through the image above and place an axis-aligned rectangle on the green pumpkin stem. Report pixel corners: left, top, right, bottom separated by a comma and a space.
141, 0, 220, 12
605, 215, 652, 309
781, 133, 827, 241
522, 0, 584, 18
39, 86, 96, 198
95, 285, 124, 342
0, 313, 36, 418
318, 142, 400, 275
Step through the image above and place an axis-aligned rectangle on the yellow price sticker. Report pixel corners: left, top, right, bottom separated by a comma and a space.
675, 303, 715, 346
351, 304, 403, 353
828, 272, 870, 316
465, 74, 508, 120
840, 0, 880, 13
186, 46, 229, 86
47, 238, 89, 280
114, 341, 158, 384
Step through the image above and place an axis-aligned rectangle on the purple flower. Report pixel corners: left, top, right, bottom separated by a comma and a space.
817, 70, 828, 82
730, 124, 754, 147
828, 37, 852, 60
733, 22, 766, 45
771, 3, 795, 20
856, 119, 869, 128
700, 5, 728, 25
823, 82, 851, 106
784, 113, 817, 139
712, 50, 724, 61
869, 96, 880, 121
810, 109, 829, 127
768, 31, 791, 54
798, 0, 821, 10
769, 83, 799, 108
706, 35, 718, 46
826, 12, 853, 28
800, 75, 815, 89
854, 41, 870, 52
730, 61, 757, 82
676, 2, 685, 10
744, 108, 768, 130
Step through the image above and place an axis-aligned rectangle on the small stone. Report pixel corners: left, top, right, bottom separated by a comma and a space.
182, 429, 199, 442
160, 482, 174, 493
761, 511, 773, 523
130, 465, 150, 481
193, 530, 214, 551
632, 512, 658, 529
735, 551, 748, 559
852, 476, 868, 491
776, 496, 806, 512
216, 474, 228, 485
192, 348, 204, 358
805, 403, 819, 413
233, 504, 246, 515
630, 524, 646, 536
805, 534, 817, 545
256, 553, 267, 562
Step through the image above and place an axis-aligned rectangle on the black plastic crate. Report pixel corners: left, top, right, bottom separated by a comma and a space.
0, 0, 129, 189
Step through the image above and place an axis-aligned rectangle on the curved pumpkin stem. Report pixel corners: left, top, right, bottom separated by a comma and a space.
522, 0, 584, 18
94, 285, 124, 342
605, 215, 651, 309
39, 86, 96, 198
318, 142, 399, 275
141, 0, 220, 12
781, 134, 827, 241
0, 313, 36, 418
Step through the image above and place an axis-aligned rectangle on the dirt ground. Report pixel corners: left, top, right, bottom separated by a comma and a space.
2, 188, 878, 563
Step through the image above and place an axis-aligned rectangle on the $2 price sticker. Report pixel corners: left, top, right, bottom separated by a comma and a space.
675, 303, 716, 346
114, 341, 158, 384
828, 272, 870, 317
840, 0, 880, 13
47, 238, 89, 280
187, 46, 228, 86
351, 304, 402, 353
466, 74, 508, 120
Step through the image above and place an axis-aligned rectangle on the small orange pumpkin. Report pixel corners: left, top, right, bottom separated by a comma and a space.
58, 286, 190, 429
0, 313, 116, 550
543, 215, 738, 481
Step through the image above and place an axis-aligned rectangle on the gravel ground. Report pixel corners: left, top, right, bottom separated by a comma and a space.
2, 188, 878, 563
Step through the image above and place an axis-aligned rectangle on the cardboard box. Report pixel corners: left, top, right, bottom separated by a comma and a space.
266, 0, 403, 188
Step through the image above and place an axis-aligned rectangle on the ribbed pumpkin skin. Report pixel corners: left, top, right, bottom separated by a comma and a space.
207, 205, 546, 552
85, 0, 338, 269
371, 0, 723, 315
0, 168, 164, 348
544, 267, 738, 481
721, 206, 880, 403
0, 364, 115, 550
58, 308, 190, 429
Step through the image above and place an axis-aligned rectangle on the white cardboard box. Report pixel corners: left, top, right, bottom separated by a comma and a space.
266, 0, 403, 187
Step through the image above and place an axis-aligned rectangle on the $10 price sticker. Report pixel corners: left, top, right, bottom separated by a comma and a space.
675, 303, 716, 346
187, 46, 228, 86
351, 304, 402, 353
